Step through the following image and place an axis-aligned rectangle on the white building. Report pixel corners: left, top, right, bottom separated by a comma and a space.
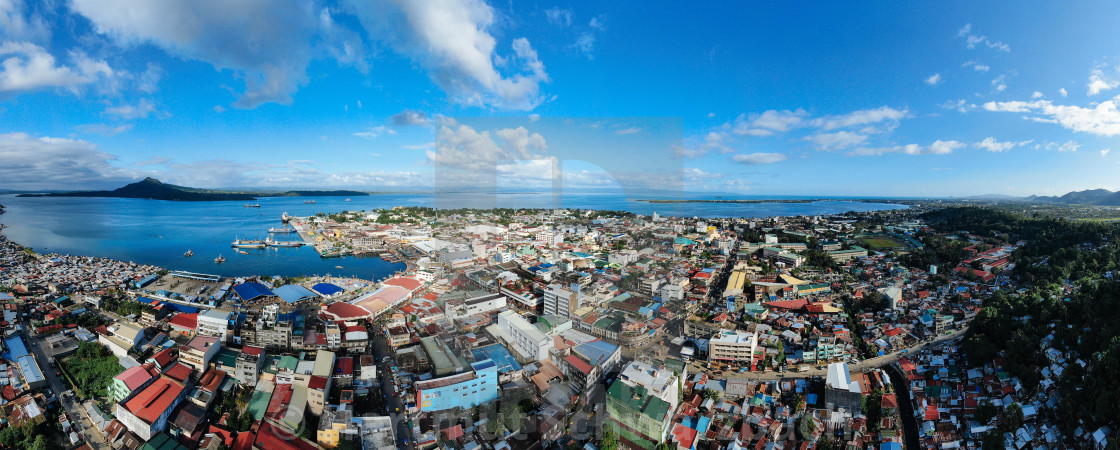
496, 311, 550, 362
197, 309, 235, 342
535, 230, 564, 246
617, 361, 681, 414
99, 322, 145, 357
543, 283, 580, 318
708, 330, 759, 364
448, 293, 507, 321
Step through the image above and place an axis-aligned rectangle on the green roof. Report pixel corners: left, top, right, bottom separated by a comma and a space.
593, 315, 623, 332
642, 396, 670, 421
247, 390, 273, 420
213, 348, 239, 368
607, 380, 670, 421
662, 358, 685, 374
143, 432, 188, 450
278, 355, 299, 371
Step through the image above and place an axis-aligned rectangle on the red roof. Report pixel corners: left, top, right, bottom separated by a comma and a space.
199, 368, 226, 392
124, 377, 185, 423
163, 362, 193, 382
232, 431, 255, 450
169, 313, 197, 330
384, 277, 422, 291
114, 366, 155, 390
764, 298, 809, 311
564, 355, 593, 375
308, 375, 328, 390
924, 405, 939, 421
443, 425, 464, 440
325, 302, 371, 320
241, 346, 264, 356
149, 347, 178, 368
883, 327, 902, 337
255, 421, 319, 450
881, 393, 898, 409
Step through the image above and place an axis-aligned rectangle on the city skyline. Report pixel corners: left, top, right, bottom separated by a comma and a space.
3, 1, 1120, 196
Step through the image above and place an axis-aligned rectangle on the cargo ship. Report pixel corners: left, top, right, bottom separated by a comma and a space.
267, 239, 303, 248
231, 237, 266, 248
268, 226, 295, 233
244, 204, 261, 208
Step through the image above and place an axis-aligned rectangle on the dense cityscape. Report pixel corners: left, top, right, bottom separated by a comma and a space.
1, 202, 1117, 450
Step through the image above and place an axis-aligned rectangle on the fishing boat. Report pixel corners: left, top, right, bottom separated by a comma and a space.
244, 204, 261, 208
335, 265, 344, 269
214, 254, 225, 263
184, 249, 193, 257
345, 198, 351, 201
238, 250, 249, 255
231, 237, 266, 248
268, 226, 295, 233
303, 200, 316, 204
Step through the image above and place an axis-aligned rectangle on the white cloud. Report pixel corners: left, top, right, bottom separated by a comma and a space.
1034, 140, 1080, 152
353, 125, 397, 139
973, 137, 1032, 152
575, 32, 596, 58
812, 106, 909, 130
982, 97, 1120, 136
105, 99, 157, 120
974, 64, 990, 72
731, 152, 787, 165
1059, 88, 1068, 97
925, 73, 942, 86
136, 63, 163, 93
0, 41, 109, 93
347, 0, 550, 110
850, 140, 964, 156
1102, 149, 1111, 157
732, 109, 807, 135
428, 123, 548, 172
0, 0, 50, 43
1087, 65, 1120, 96
1031, 91, 1043, 99
75, 123, 133, 137
527, 113, 540, 122
589, 15, 605, 30
614, 127, 640, 136
544, 7, 572, 26
938, 99, 975, 113
71, 0, 346, 109
0, 132, 132, 189
991, 74, 1007, 91
390, 109, 431, 127
958, 23, 1010, 52
806, 131, 867, 150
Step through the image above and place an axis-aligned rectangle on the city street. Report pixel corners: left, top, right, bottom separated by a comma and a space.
371, 332, 416, 450
21, 321, 108, 447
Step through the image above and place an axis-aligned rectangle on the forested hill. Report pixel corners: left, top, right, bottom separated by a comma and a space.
924, 207, 1120, 437
18, 178, 369, 201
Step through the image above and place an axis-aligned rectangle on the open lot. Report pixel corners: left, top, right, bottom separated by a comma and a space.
860, 236, 907, 249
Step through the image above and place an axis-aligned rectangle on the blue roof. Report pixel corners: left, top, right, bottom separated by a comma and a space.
471, 344, 521, 373
135, 296, 156, 304
312, 283, 343, 296
573, 340, 618, 366
880, 443, 903, 450
4, 336, 30, 361
163, 303, 200, 314
273, 285, 319, 303
232, 282, 275, 301
0, 293, 11, 301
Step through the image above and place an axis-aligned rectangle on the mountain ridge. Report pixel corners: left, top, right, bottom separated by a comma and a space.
17, 178, 370, 201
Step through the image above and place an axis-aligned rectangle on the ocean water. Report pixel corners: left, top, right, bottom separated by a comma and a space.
0, 192, 906, 278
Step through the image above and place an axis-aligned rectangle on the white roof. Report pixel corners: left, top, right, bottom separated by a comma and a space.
826, 362, 860, 393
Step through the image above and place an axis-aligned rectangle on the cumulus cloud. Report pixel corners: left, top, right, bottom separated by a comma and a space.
991, 74, 1007, 91
353, 125, 397, 139
346, 0, 550, 110
428, 123, 548, 172
1087, 65, 1119, 96
1059, 88, 1068, 97
732, 109, 807, 136
1031, 91, 1044, 99
812, 106, 909, 130
105, 99, 157, 120
958, 23, 1010, 52
1034, 140, 1080, 152
850, 140, 964, 156
544, 7, 572, 26
71, 0, 339, 109
806, 131, 867, 150
731, 152, 787, 165
0, 0, 50, 43
973, 137, 1032, 152
982, 97, 1120, 136
528, 113, 540, 122
925, 73, 942, 86
0, 132, 132, 189
390, 109, 431, 127
0, 41, 116, 94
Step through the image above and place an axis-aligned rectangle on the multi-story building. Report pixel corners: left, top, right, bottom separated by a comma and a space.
307, 350, 335, 416
559, 340, 621, 398
114, 365, 193, 441
500, 286, 541, 311
828, 246, 868, 262
196, 309, 235, 342
606, 361, 682, 446
543, 283, 580, 319
180, 336, 220, 372
415, 359, 498, 413
496, 310, 550, 362
109, 364, 157, 404
236, 346, 266, 386
446, 293, 506, 321
708, 330, 759, 364
99, 322, 145, 357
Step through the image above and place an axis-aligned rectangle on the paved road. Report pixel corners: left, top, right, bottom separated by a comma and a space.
22, 323, 108, 447
371, 332, 416, 450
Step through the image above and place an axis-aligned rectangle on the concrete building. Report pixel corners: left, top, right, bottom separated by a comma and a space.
543, 283, 580, 319
99, 322, 145, 358
196, 309, 235, 342
235, 346, 266, 386
115, 373, 191, 441
708, 330, 759, 365
415, 359, 498, 413
606, 361, 682, 446
180, 336, 220, 372
496, 310, 550, 362
109, 365, 156, 403
825, 362, 863, 411
828, 246, 868, 262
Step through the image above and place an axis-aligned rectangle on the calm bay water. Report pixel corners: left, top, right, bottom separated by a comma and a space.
0, 192, 906, 278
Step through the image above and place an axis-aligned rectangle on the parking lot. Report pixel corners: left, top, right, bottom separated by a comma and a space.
146, 273, 227, 299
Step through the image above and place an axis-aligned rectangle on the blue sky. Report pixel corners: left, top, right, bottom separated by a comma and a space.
2, 0, 1120, 196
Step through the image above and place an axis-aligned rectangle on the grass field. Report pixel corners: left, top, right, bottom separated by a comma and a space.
861, 236, 906, 249
1073, 217, 1120, 223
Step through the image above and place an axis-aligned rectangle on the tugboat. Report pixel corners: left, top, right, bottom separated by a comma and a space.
184, 249, 194, 257
214, 254, 225, 264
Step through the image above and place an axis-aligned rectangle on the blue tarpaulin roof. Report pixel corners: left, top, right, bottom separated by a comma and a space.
311, 283, 343, 296
232, 282, 275, 301
273, 285, 319, 303
574, 340, 619, 366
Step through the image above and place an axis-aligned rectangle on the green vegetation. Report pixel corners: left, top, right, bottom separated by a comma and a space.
17, 177, 368, 201
0, 421, 54, 450
924, 207, 1120, 437
860, 236, 904, 249
61, 342, 123, 399
103, 296, 156, 318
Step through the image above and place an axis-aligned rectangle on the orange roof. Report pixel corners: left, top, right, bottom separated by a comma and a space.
124, 377, 184, 424
383, 276, 422, 291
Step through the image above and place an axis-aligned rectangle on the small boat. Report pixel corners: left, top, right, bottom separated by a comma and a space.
303, 200, 316, 204
214, 254, 225, 264
345, 198, 351, 202
184, 249, 193, 257
244, 204, 261, 208
238, 250, 249, 254
281, 212, 290, 223
335, 265, 344, 269
268, 227, 295, 233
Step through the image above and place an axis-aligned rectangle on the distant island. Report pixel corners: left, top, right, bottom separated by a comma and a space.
17, 178, 370, 202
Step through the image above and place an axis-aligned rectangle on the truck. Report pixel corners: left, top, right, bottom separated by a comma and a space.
798, 366, 810, 373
